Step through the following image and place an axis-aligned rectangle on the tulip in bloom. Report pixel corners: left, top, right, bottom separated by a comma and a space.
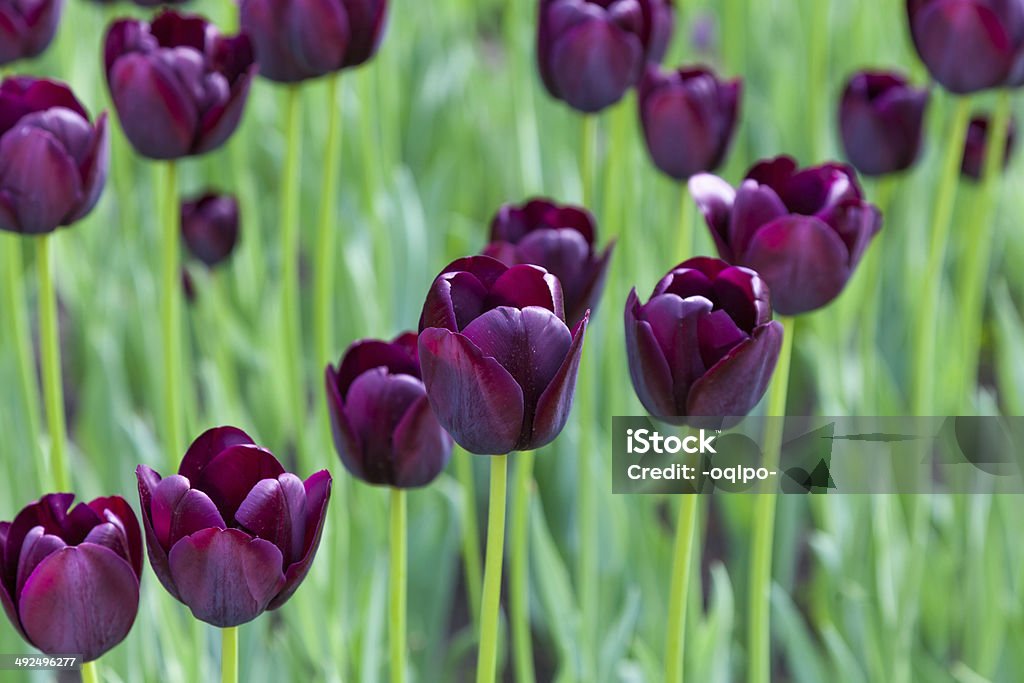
690, 156, 883, 315
0, 0, 62, 66
961, 113, 1017, 179
181, 191, 240, 267
0, 493, 143, 661
839, 70, 930, 177
104, 10, 256, 160
0, 77, 109, 235
625, 257, 783, 422
418, 256, 588, 455
638, 65, 741, 180
240, 0, 388, 83
537, 0, 675, 113
484, 198, 612, 328
906, 0, 1024, 93
325, 333, 453, 487
136, 427, 332, 627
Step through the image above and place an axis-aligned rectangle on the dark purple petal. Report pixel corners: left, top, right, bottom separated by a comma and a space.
547, 15, 644, 112
688, 173, 736, 260
87, 496, 143, 578
339, 0, 389, 68
727, 180, 788, 259
697, 309, 749, 367
342, 369, 425, 485
0, 124, 82, 234
640, 293, 712, 410
487, 265, 566, 320
624, 289, 677, 419
235, 474, 307, 565
193, 445, 287, 523
178, 426, 256, 482
136, 466, 179, 598
686, 321, 783, 416
240, 0, 349, 82
268, 471, 331, 609
332, 335, 421, 398
16, 527, 66, 597
181, 192, 240, 267
194, 61, 255, 155
529, 312, 588, 449
817, 198, 883, 267
391, 395, 454, 487
839, 70, 930, 176
67, 113, 110, 225
711, 265, 773, 331
325, 365, 366, 480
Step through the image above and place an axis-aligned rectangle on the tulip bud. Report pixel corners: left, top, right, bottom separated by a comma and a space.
839, 70, 930, 177
690, 155, 883, 316
961, 113, 1017, 180
537, 0, 675, 113
906, 0, 1024, 94
104, 10, 256, 160
136, 427, 332, 627
483, 198, 613, 328
240, 0, 388, 83
181, 192, 240, 267
325, 333, 453, 488
638, 64, 741, 180
0, 77, 109, 235
625, 257, 783, 422
418, 256, 588, 455
0, 0, 62, 66
0, 493, 143, 661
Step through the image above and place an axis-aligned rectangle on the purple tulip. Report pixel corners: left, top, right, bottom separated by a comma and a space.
483, 198, 613, 328
839, 70, 930, 177
690, 156, 883, 316
181, 191, 239, 267
0, 493, 143, 661
418, 256, 588, 455
0, 0, 62, 66
240, 0, 388, 83
961, 113, 1017, 179
104, 10, 256, 160
325, 333, 453, 488
136, 427, 332, 627
638, 64, 741, 180
537, 0, 675, 113
0, 77, 109, 236
625, 257, 783, 422
906, 0, 1024, 93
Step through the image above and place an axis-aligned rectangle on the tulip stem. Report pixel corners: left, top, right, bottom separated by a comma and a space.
389, 487, 407, 683
912, 96, 971, 415
456, 449, 483, 624
677, 184, 694, 261
81, 660, 99, 683
221, 626, 238, 683
159, 160, 184, 468
510, 452, 536, 683
37, 234, 70, 492
747, 315, 795, 683
314, 74, 342, 389
664, 487, 699, 682
477, 454, 508, 683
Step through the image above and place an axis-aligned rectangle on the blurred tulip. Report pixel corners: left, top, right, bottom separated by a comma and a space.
690, 156, 882, 315
625, 257, 783, 422
537, 0, 675, 113
0, 493, 143, 661
906, 0, 1024, 93
325, 333, 452, 488
961, 113, 1017, 179
638, 64, 741, 180
0, 0, 62, 66
136, 427, 332, 627
104, 10, 256, 160
240, 0, 387, 83
0, 77, 109, 235
418, 256, 588, 455
483, 198, 612, 328
181, 191, 239, 267
839, 70, 930, 176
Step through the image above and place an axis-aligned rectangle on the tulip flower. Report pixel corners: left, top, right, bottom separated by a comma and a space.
839, 70, 930, 177
638, 64, 741, 180
136, 427, 332, 627
690, 155, 883, 315
961, 113, 1017, 179
625, 257, 783, 422
0, 493, 143, 661
483, 198, 612, 328
0, 77, 109, 235
0, 0, 62, 66
537, 0, 675, 113
418, 255, 588, 456
906, 0, 1024, 94
181, 192, 239, 267
325, 333, 453, 488
240, 0, 388, 83
104, 10, 256, 160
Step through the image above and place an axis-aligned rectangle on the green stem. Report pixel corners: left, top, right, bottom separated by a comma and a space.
664, 493, 699, 682
476, 454, 509, 683
510, 452, 536, 683
456, 449, 483, 625
38, 234, 69, 492
159, 160, 183, 468
747, 315, 795, 683
81, 660, 99, 683
390, 488, 407, 683
221, 626, 239, 683
313, 74, 342, 381
580, 116, 598, 207
857, 177, 896, 413
677, 184, 694, 262
912, 96, 972, 415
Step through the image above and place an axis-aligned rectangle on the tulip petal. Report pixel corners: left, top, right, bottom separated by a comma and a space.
16, 527, 66, 597
712, 265, 773, 331
343, 369, 425, 484
332, 337, 421, 399
697, 309, 750, 368
818, 198, 883, 268
624, 289, 677, 419
268, 471, 332, 610
196, 62, 255, 155
640, 80, 720, 180
178, 425, 255, 482
688, 173, 736, 260
728, 180, 788, 259
136, 466, 180, 600
88, 496, 143, 578
911, 0, 1013, 93
109, 51, 198, 159
0, 125, 82, 234
392, 395, 454, 487
235, 474, 308, 566
530, 312, 588, 449
549, 18, 643, 112
687, 321, 784, 416
339, 0, 388, 67
194, 445, 287, 523
487, 265, 566, 320
569, 240, 614, 328
641, 293, 713, 410
325, 365, 365, 480
67, 113, 110, 224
